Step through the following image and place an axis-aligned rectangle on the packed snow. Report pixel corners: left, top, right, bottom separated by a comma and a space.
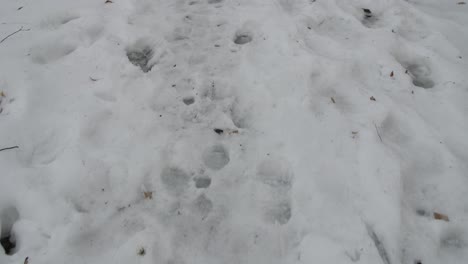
1, 0, 468, 263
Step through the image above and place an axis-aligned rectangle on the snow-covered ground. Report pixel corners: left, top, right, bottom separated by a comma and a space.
1, 0, 468, 263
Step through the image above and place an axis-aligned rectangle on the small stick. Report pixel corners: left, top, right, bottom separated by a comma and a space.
0, 26, 30, 44
374, 123, 383, 142
0, 146, 19, 152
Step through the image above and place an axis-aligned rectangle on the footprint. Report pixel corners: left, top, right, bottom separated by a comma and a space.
193, 176, 211, 188
30, 39, 77, 64
0, 93, 14, 115
126, 46, 154, 73
208, 0, 223, 4
361, 8, 378, 28
263, 200, 292, 225
182, 96, 195, 106
256, 159, 294, 225
203, 144, 230, 170
440, 229, 466, 249
0, 207, 19, 255
257, 159, 293, 190
406, 64, 435, 89
94, 92, 116, 103
233, 30, 253, 45
160, 167, 190, 196
40, 12, 80, 29
191, 194, 213, 219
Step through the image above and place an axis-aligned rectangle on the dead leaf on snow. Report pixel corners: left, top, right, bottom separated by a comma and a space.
433, 212, 449, 222
143, 191, 153, 200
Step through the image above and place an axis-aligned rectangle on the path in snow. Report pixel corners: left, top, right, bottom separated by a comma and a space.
1, 0, 468, 264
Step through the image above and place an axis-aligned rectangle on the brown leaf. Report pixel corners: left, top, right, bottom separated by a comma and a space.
24, 257, 29, 264
390, 71, 394, 77
458, 2, 466, 5
433, 212, 449, 222
331, 97, 336, 104
0, 91, 5, 97
105, 0, 113, 3
143, 191, 152, 200
370, 96, 376, 101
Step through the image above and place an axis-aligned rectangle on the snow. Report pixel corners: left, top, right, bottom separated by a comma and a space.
1, 0, 468, 263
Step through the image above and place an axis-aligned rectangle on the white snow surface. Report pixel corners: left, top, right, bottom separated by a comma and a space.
1, 0, 468, 263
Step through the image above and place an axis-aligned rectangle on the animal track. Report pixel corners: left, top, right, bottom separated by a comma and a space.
203, 144, 230, 170
194, 176, 211, 188
264, 200, 292, 225
182, 96, 195, 105
1, 207, 19, 255
257, 159, 293, 189
192, 194, 213, 219
40, 12, 80, 29
126, 43, 155, 73
440, 229, 466, 249
0, 92, 13, 114
233, 31, 252, 45
256, 159, 294, 225
160, 167, 190, 196
361, 8, 378, 28
30, 40, 76, 64
406, 64, 435, 88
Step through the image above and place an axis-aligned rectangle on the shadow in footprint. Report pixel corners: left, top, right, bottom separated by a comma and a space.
1, 207, 19, 255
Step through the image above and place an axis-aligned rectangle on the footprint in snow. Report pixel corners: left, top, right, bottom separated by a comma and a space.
0, 207, 20, 255
203, 144, 230, 170
256, 158, 294, 225
233, 30, 253, 45
160, 166, 191, 196
406, 63, 435, 89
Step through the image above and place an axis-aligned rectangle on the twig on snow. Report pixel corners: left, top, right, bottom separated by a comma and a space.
0, 146, 19, 152
374, 123, 383, 142
0, 26, 30, 45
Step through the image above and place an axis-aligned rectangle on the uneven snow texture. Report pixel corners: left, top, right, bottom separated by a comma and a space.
1, 0, 468, 263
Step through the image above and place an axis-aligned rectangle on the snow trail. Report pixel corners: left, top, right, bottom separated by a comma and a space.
1, 0, 468, 264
